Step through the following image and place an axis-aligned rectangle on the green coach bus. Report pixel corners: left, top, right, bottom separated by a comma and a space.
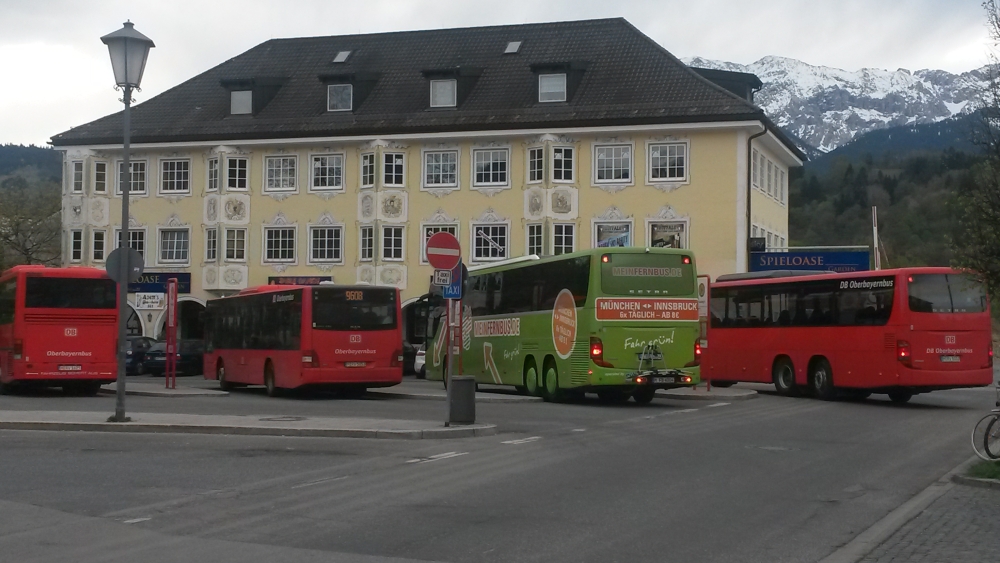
425, 247, 702, 403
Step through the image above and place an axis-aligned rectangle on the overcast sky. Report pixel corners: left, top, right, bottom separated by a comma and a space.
0, 0, 991, 147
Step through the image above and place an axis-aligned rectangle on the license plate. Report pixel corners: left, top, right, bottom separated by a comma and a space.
638, 353, 663, 361
941, 355, 961, 363
344, 362, 367, 368
58, 365, 82, 371
652, 376, 675, 384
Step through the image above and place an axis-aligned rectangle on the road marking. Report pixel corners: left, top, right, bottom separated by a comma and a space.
123, 518, 151, 524
572, 428, 586, 432
291, 475, 349, 489
706, 402, 730, 408
502, 436, 541, 445
670, 408, 699, 414
406, 451, 468, 464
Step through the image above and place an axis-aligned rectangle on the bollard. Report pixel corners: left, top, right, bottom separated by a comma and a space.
448, 375, 477, 425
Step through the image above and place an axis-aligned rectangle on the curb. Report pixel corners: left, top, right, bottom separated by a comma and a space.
658, 389, 758, 401
817, 455, 979, 563
369, 390, 543, 403
98, 388, 229, 398
952, 473, 1000, 490
0, 420, 497, 440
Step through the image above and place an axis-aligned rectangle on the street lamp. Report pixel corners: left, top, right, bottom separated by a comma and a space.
101, 21, 154, 422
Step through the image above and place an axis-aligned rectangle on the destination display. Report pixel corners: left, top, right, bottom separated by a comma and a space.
595, 298, 699, 321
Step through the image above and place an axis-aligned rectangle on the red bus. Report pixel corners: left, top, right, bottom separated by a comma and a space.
705, 267, 993, 403
0, 265, 118, 395
203, 284, 403, 396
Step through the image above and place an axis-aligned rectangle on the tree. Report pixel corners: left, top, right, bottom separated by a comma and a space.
0, 175, 61, 269
953, 1, 1000, 297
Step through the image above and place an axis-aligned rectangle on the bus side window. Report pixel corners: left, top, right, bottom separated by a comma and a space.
709, 289, 726, 328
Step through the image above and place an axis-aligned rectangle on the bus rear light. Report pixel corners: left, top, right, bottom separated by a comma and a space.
590, 337, 613, 368
635, 376, 647, 384
682, 256, 691, 264
13, 339, 23, 360
685, 341, 702, 367
601, 254, 611, 263
897, 340, 912, 367
302, 351, 319, 367
988, 348, 994, 368
390, 350, 403, 367
681, 376, 692, 383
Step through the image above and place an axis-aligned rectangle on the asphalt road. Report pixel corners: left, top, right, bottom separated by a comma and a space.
0, 376, 996, 563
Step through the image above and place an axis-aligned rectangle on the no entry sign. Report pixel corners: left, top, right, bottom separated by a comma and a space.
426, 232, 461, 270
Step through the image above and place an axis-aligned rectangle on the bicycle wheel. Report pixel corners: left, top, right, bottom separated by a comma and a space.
985, 415, 1000, 460
972, 413, 1000, 461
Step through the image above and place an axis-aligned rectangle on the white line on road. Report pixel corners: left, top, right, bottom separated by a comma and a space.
572, 428, 586, 432
670, 408, 699, 414
122, 518, 151, 524
502, 436, 542, 445
705, 402, 731, 408
291, 475, 349, 489
406, 451, 468, 464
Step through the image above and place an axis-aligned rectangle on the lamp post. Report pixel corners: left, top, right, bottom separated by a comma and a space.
101, 21, 154, 422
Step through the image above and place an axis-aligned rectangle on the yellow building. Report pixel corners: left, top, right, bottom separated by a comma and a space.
51, 18, 802, 346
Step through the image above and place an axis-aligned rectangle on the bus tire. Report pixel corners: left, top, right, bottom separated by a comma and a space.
772, 357, 797, 397
264, 361, 279, 398
543, 363, 562, 402
524, 361, 540, 397
633, 387, 656, 404
809, 358, 836, 401
217, 361, 233, 391
888, 390, 913, 404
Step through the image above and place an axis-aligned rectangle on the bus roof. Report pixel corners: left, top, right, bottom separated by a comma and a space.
230, 283, 397, 297
466, 246, 695, 275
712, 267, 970, 287
0, 265, 111, 281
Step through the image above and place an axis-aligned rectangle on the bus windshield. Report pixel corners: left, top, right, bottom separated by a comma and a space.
601, 253, 694, 296
24, 277, 117, 309
312, 288, 397, 331
908, 273, 987, 314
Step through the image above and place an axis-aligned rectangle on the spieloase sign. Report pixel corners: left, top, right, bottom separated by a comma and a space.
595, 298, 699, 321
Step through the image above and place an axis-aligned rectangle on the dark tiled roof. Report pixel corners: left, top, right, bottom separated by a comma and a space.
52, 18, 782, 150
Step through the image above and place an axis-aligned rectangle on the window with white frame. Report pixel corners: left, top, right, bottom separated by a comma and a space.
473, 149, 508, 186
594, 145, 631, 183
756, 153, 765, 191
265, 156, 297, 191
205, 228, 218, 261
424, 151, 458, 187
264, 227, 296, 262
159, 229, 190, 263
382, 226, 404, 261
649, 143, 687, 182
361, 153, 375, 188
360, 225, 374, 262
311, 154, 344, 191
207, 158, 219, 192
766, 160, 773, 197
767, 232, 774, 248
779, 236, 786, 248
383, 152, 404, 186
225, 228, 246, 261
69, 230, 83, 262
430, 79, 457, 108
779, 170, 786, 204
71, 161, 83, 193
421, 224, 458, 262
527, 224, 543, 255
116, 229, 146, 259
327, 84, 352, 111
92, 230, 106, 261
538, 73, 567, 102
528, 147, 543, 183
116, 160, 147, 195
649, 222, 686, 249
94, 161, 107, 193
310, 226, 343, 263
227, 157, 248, 190
553, 223, 574, 255
751, 149, 759, 188
231, 90, 252, 115
473, 224, 508, 261
553, 147, 573, 182
160, 159, 190, 193
752, 225, 760, 238
594, 222, 631, 247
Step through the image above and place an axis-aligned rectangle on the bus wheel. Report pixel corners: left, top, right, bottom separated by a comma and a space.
218, 361, 233, 392
524, 363, 540, 396
543, 364, 562, 402
809, 358, 836, 401
633, 387, 656, 404
772, 358, 797, 397
264, 362, 279, 398
888, 390, 913, 404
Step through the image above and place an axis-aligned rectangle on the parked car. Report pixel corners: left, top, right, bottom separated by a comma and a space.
143, 340, 205, 376
125, 336, 157, 375
414, 345, 426, 379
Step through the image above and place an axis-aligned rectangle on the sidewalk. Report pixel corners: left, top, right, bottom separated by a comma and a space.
0, 410, 496, 440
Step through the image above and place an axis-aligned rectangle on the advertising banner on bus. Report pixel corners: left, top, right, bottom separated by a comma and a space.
595, 297, 699, 321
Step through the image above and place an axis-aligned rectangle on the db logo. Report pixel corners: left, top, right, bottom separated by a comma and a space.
349, 334, 361, 343
64, 328, 78, 337
945, 335, 956, 344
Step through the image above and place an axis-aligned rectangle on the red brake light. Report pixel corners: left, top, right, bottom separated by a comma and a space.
685, 341, 702, 367
989, 348, 994, 368
601, 254, 610, 263
897, 340, 912, 366
589, 337, 613, 368
682, 256, 691, 264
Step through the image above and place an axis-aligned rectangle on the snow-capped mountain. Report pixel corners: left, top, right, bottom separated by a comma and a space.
683, 56, 989, 153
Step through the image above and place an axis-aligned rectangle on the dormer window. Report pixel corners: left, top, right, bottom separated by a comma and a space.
327, 84, 353, 111
504, 41, 522, 54
430, 79, 457, 108
231, 90, 252, 115
333, 50, 351, 63
538, 74, 566, 103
